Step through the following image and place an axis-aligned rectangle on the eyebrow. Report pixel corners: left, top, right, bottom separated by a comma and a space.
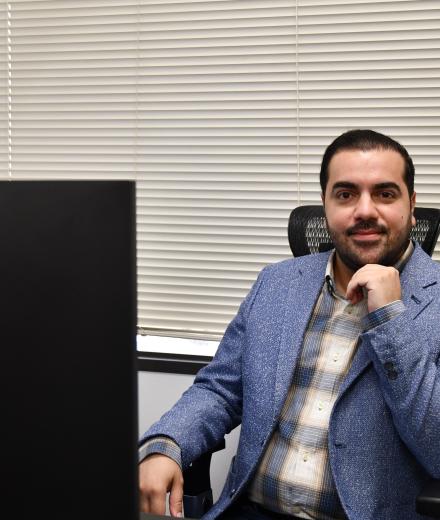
331, 181, 402, 193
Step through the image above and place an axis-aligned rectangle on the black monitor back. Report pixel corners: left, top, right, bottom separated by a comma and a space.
0, 181, 138, 519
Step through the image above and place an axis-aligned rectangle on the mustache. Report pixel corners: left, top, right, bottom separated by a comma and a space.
346, 221, 387, 236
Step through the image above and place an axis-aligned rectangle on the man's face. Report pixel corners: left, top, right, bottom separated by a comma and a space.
322, 148, 416, 272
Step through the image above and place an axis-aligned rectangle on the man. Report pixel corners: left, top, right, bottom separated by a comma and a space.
139, 129, 440, 520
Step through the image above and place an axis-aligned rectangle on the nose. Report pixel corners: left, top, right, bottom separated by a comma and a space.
353, 193, 379, 221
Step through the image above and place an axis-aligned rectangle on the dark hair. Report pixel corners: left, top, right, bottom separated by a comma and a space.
319, 129, 415, 196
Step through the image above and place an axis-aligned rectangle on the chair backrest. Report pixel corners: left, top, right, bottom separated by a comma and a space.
288, 205, 440, 258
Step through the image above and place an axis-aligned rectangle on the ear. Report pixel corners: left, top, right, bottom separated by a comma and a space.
410, 192, 416, 227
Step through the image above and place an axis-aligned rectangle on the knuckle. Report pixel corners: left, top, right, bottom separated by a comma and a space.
140, 481, 162, 496
149, 485, 164, 497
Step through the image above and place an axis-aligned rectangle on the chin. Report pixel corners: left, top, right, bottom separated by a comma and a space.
355, 255, 387, 268
340, 242, 406, 270
353, 248, 386, 266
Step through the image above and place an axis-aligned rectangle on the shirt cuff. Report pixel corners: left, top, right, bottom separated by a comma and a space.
138, 436, 182, 468
362, 300, 406, 331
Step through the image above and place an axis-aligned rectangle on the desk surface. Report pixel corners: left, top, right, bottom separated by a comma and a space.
416, 478, 440, 516
140, 515, 169, 519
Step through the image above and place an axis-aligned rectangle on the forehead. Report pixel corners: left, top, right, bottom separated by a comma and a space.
327, 148, 406, 188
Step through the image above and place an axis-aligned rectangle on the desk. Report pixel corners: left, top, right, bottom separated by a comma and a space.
140, 514, 195, 520
140, 515, 171, 519
416, 479, 440, 517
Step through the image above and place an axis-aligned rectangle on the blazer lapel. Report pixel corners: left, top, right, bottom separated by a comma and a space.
272, 252, 331, 421
399, 245, 438, 319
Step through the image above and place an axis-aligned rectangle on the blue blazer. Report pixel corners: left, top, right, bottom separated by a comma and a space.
142, 244, 440, 520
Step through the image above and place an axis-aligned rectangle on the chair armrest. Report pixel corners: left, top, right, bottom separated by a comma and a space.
182, 439, 226, 518
416, 479, 440, 517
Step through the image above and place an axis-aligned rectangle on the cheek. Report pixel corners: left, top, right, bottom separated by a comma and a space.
326, 209, 351, 232
386, 209, 411, 231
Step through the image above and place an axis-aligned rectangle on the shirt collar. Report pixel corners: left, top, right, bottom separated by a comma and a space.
325, 240, 414, 298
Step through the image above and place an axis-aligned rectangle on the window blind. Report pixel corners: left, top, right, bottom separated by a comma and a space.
7, 1, 139, 180
136, 0, 299, 339
0, 3, 7, 179
4, 0, 440, 342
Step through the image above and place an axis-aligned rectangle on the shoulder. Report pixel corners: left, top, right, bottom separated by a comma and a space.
241, 251, 331, 316
404, 243, 440, 277
260, 250, 331, 280
400, 244, 440, 303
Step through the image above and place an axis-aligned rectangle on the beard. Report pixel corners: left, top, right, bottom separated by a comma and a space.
326, 216, 413, 272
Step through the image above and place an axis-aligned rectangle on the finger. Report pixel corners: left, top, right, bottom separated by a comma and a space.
139, 490, 150, 513
169, 477, 184, 517
346, 276, 365, 303
148, 490, 167, 516
347, 286, 363, 305
139, 470, 151, 513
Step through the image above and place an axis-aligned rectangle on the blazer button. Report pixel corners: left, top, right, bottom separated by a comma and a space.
387, 370, 398, 380
384, 361, 394, 370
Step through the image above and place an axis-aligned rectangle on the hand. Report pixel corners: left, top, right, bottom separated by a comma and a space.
139, 454, 184, 517
345, 264, 401, 312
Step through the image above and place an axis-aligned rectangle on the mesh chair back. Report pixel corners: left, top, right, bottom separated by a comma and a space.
288, 205, 440, 258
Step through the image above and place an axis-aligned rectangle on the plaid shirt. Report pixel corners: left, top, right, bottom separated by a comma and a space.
140, 243, 413, 520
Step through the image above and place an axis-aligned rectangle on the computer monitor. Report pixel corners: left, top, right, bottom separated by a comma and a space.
0, 181, 138, 518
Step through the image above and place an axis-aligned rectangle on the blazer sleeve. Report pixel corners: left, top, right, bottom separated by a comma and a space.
139, 266, 267, 470
361, 301, 440, 478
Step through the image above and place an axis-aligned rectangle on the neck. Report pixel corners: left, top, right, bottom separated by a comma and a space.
333, 253, 355, 295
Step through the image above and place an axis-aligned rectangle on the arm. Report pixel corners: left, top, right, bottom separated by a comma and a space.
139, 266, 267, 469
347, 264, 440, 477
361, 306, 440, 477
137, 267, 267, 515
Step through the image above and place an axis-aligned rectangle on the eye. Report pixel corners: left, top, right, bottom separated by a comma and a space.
336, 191, 353, 200
378, 191, 396, 200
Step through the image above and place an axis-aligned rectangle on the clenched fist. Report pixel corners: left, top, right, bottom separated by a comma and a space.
346, 264, 401, 312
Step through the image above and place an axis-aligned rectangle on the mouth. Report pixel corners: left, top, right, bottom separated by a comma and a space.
349, 232, 383, 244
347, 220, 386, 236
347, 228, 385, 242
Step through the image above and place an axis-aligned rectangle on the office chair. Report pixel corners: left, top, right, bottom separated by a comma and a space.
182, 439, 225, 518
183, 204, 440, 519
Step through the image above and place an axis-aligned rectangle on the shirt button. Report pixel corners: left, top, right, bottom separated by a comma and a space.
303, 452, 309, 462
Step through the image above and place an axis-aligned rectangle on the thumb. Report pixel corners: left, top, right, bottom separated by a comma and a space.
169, 475, 184, 518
